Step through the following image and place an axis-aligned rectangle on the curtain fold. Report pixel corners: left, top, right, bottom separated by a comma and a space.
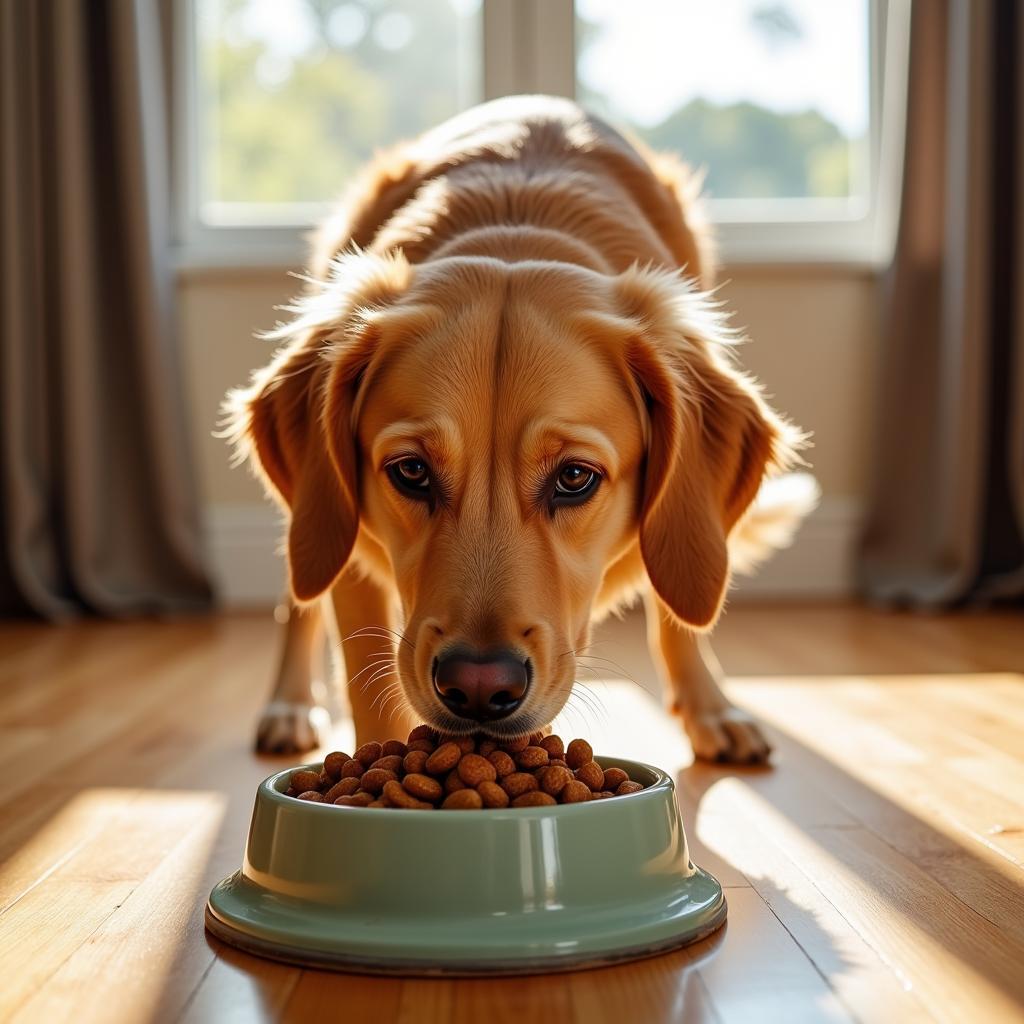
0, 0, 212, 617
859, 0, 1024, 606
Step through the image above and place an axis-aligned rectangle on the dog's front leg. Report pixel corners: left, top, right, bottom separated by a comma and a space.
327, 568, 419, 746
642, 588, 771, 763
255, 598, 332, 754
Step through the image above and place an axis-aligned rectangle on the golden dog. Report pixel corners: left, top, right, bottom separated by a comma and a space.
226, 96, 813, 763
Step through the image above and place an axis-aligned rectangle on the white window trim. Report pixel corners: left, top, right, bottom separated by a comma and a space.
172, 0, 910, 272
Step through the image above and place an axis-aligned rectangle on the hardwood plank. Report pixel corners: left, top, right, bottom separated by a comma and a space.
566, 949, 720, 1024
10, 794, 227, 1024
686, 794, 931, 1022
694, 888, 852, 1023
683, 771, 1024, 1022
280, 972, 402, 1021
179, 944, 300, 1024
0, 791, 224, 1021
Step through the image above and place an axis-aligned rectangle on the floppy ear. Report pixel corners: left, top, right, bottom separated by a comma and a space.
223, 251, 411, 602
618, 268, 802, 629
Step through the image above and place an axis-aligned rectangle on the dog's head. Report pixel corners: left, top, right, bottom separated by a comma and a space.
226, 251, 798, 736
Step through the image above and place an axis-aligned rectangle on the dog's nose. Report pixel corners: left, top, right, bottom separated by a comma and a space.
432, 648, 530, 721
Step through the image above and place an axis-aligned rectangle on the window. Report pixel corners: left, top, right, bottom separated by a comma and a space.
189, 0, 481, 227
577, 0, 869, 209
176, 0, 908, 266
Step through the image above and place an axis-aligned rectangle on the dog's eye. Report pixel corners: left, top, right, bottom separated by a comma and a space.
552, 463, 601, 505
388, 457, 431, 499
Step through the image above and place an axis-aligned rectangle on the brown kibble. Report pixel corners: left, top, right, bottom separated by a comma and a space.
334, 792, 374, 807
458, 753, 497, 786
575, 760, 605, 792
501, 772, 539, 798
290, 770, 321, 793
539, 765, 572, 796
487, 750, 516, 778
322, 751, 350, 780
359, 768, 398, 794
445, 770, 467, 793
408, 724, 438, 744
383, 779, 432, 809
324, 777, 361, 802
566, 738, 593, 770
286, 724, 648, 809
354, 741, 383, 767
539, 734, 564, 758
616, 780, 644, 796
403, 749, 429, 774
516, 745, 549, 770
512, 791, 557, 807
425, 741, 461, 774
442, 788, 484, 809
403, 773, 443, 802
477, 780, 510, 808
560, 780, 592, 803
499, 736, 529, 753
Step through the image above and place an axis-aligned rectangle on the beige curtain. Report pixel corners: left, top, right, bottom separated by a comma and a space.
0, 0, 211, 617
859, 0, 1024, 605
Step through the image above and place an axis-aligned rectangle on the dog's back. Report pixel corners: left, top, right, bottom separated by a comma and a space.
311, 95, 714, 288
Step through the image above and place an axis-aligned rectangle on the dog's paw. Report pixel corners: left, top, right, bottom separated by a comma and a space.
675, 703, 773, 764
255, 701, 332, 755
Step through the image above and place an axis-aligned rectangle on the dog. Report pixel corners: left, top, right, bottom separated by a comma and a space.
225, 95, 815, 764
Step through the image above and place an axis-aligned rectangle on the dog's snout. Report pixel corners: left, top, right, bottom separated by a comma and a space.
432, 648, 530, 722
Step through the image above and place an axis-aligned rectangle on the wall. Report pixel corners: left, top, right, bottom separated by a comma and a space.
177, 264, 878, 605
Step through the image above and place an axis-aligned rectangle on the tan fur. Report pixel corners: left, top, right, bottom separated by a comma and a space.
226, 96, 809, 751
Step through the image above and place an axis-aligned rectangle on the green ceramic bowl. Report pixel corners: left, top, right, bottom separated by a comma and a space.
205, 757, 726, 975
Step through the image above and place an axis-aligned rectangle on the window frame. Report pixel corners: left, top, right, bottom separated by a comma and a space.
171, 0, 910, 270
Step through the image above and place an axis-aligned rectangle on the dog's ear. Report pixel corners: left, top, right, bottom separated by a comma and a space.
617, 267, 801, 629
223, 251, 412, 602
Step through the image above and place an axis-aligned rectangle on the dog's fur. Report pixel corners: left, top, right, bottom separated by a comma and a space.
226, 96, 814, 761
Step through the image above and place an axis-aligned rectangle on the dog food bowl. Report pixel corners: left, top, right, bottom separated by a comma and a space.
205, 757, 726, 975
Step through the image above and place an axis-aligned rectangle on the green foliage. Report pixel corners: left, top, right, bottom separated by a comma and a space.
199, 0, 477, 209
582, 93, 858, 200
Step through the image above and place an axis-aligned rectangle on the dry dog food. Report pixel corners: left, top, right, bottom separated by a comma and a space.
284, 725, 649, 810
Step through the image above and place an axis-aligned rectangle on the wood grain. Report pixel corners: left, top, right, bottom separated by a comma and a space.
0, 606, 1022, 1023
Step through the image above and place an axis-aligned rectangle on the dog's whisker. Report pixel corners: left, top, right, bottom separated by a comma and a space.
349, 655, 397, 687
354, 659, 397, 692
571, 680, 612, 727
575, 654, 659, 697
368, 679, 401, 714
360, 663, 398, 695
341, 626, 416, 650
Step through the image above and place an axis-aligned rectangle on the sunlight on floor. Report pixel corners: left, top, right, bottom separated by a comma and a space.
4, 789, 225, 1024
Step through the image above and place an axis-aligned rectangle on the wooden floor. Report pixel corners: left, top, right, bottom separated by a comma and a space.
1, 605, 1022, 1023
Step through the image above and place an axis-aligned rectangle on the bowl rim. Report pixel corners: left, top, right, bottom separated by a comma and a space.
262, 754, 673, 820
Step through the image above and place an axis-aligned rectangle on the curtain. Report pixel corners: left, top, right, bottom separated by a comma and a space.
0, 0, 211, 617
859, 0, 1024, 606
